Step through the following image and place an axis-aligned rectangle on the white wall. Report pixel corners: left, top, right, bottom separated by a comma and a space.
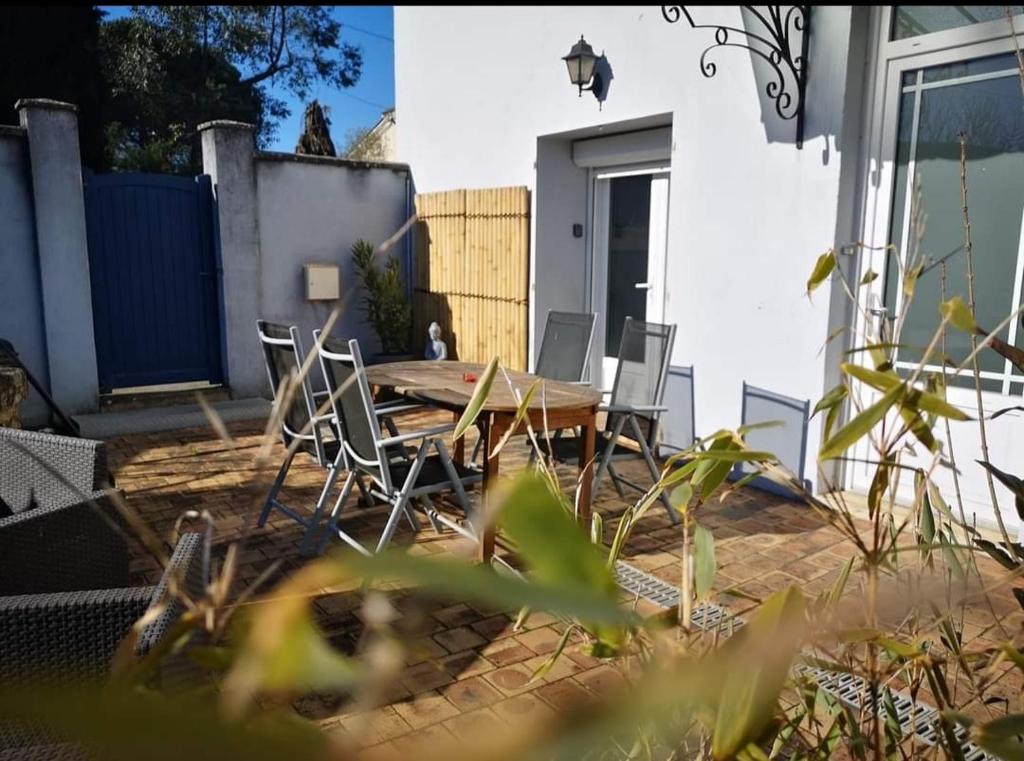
396, 6, 865, 488
254, 153, 411, 361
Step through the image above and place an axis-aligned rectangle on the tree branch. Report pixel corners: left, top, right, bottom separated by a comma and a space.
238, 6, 289, 87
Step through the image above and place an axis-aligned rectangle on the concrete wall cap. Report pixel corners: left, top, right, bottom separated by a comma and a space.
14, 99, 78, 114
256, 150, 410, 173
198, 120, 256, 132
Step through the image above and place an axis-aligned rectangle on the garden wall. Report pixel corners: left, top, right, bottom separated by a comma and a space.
0, 126, 48, 426
200, 120, 413, 398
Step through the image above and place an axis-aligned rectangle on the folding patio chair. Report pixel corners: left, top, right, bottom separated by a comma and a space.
255, 321, 350, 547
534, 310, 598, 383
658, 365, 698, 455
731, 382, 812, 499
540, 317, 678, 522
477, 310, 597, 464
314, 334, 483, 555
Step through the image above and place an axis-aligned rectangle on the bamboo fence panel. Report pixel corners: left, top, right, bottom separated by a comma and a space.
413, 186, 530, 369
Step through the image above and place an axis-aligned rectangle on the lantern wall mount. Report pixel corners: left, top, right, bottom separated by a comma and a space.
661, 6, 811, 148
562, 35, 607, 106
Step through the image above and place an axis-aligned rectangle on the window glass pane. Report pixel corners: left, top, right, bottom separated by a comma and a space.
922, 52, 1019, 83
605, 175, 651, 357
891, 6, 1021, 40
883, 92, 916, 317
885, 66, 1024, 387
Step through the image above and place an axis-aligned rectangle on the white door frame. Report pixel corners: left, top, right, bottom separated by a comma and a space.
587, 163, 671, 389
848, 6, 1024, 532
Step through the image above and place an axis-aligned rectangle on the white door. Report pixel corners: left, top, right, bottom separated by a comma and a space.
590, 167, 670, 389
851, 9, 1024, 538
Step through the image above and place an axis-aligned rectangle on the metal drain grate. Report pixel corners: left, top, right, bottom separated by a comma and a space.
614, 561, 745, 633
614, 560, 990, 760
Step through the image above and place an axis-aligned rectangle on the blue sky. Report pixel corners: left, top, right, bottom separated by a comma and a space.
99, 6, 395, 153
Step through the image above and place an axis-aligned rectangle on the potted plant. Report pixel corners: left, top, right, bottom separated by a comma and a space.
351, 239, 415, 363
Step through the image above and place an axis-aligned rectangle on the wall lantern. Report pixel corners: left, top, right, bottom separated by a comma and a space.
562, 35, 604, 100
661, 6, 811, 148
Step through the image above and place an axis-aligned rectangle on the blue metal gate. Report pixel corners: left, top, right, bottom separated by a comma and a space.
84, 173, 223, 392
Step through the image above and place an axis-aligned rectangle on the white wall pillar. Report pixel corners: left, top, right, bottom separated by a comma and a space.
16, 99, 99, 414
198, 120, 264, 398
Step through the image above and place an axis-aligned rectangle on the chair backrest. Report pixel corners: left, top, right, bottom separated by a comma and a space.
535, 310, 597, 383
658, 365, 697, 453
315, 332, 390, 488
0, 428, 106, 511
256, 320, 325, 461
608, 318, 677, 446
738, 382, 810, 482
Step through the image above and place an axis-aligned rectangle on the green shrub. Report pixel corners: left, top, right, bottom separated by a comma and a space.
351, 239, 411, 355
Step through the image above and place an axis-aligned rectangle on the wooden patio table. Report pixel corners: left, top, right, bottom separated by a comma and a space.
365, 360, 602, 562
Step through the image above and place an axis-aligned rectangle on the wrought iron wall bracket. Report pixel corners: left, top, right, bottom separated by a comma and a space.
662, 5, 811, 148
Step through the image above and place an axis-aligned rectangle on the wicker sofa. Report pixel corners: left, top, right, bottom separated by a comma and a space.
0, 426, 110, 513
0, 428, 207, 754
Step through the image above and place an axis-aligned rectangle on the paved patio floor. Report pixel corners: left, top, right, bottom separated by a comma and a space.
107, 408, 1023, 758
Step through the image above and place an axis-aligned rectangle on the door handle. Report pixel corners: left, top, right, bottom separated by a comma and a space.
634, 282, 652, 290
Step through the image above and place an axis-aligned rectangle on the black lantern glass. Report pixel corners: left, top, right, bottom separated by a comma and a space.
562, 35, 598, 95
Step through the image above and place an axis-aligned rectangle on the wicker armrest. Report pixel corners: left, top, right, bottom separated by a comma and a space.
0, 428, 108, 511
0, 490, 129, 596
137, 532, 206, 655
0, 586, 154, 687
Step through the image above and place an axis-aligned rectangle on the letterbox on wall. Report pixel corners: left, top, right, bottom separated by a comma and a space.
304, 263, 339, 301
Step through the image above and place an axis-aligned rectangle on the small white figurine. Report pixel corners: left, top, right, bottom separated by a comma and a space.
425, 321, 448, 360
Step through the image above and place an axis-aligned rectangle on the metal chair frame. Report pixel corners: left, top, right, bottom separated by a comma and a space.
255, 321, 413, 552
314, 334, 482, 555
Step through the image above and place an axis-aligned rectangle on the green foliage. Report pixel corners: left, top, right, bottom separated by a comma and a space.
6, 6, 367, 174
351, 238, 412, 355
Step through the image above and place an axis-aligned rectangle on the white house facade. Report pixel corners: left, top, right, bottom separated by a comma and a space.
394, 6, 1024, 537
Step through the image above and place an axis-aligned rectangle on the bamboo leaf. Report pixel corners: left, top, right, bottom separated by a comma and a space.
842, 363, 969, 421
453, 355, 499, 440
819, 385, 902, 461
343, 550, 636, 626
860, 269, 878, 286
976, 460, 1024, 522
0, 687, 327, 761
693, 524, 716, 600
974, 714, 1024, 760
903, 387, 970, 421
812, 384, 848, 418
826, 557, 855, 609
489, 377, 540, 457
940, 295, 976, 333
841, 362, 900, 392
670, 483, 693, 515
806, 250, 837, 297
712, 587, 806, 760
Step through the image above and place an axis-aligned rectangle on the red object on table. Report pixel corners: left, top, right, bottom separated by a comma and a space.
463, 372, 478, 383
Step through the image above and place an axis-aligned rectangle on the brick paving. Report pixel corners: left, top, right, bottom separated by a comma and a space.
106, 409, 1023, 753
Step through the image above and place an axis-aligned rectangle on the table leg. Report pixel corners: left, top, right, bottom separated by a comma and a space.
452, 410, 465, 466
478, 414, 506, 564
577, 410, 597, 529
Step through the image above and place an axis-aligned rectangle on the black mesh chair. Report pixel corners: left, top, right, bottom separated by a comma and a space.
480, 310, 597, 465
731, 383, 812, 499
256, 320, 382, 553
535, 310, 597, 383
658, 365, 697, 455
541, 317, 678, 521
256, 321, 341, 540
314, 333, 482, 555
